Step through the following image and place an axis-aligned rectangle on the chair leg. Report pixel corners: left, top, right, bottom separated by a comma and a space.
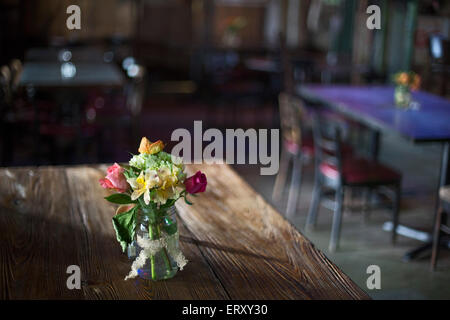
392, 183, 401, 244
306, 174, 322, 230
286, 155, 302, 218
330, 186, 344, 252
431, 206, 444, 271
272, 149, 290, 203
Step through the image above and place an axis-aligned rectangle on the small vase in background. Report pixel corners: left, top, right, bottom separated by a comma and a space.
394, 85, 412, 109
222, 16, 246, 48
392, 71, 421, 110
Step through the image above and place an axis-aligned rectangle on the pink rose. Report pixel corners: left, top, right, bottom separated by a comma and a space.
99, 163, 128, 193
184, 171, 207, 194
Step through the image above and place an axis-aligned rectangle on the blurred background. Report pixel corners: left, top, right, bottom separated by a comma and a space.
1, 0, 450, 299
0, 0, 448, 165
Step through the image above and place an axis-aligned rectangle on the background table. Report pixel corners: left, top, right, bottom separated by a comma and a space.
15, 61, 126, 164
298, 85, 450, 143
298, 85, 450, 260
0, 164, 368, 299
19, 62, 124, 88
25, 47, 106, 63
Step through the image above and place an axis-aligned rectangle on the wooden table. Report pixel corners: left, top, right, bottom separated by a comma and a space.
0, 164, 368, 300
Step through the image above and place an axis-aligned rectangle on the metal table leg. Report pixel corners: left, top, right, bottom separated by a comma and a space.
370, 130, 380, 161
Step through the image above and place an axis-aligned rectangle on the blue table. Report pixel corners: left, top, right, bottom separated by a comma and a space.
298, 84, 450, 260
298, 85, 450, 143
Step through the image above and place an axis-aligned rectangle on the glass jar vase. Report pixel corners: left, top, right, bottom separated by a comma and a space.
394, 85, 412, 109
132, 205, 181, 281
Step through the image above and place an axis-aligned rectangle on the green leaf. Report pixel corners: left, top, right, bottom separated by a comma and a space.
112, 206, 137, 252
123, 166, 138, 180
123, 170, 132, 180
104, 193, 135, 204
160, 198, 176, 209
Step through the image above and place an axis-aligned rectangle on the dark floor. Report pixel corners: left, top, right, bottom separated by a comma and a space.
233, 131, 450, 300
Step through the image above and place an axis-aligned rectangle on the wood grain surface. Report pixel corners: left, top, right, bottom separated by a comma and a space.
0, 164, 369, 300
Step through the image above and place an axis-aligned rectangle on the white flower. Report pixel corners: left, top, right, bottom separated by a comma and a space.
127, 170, 160, 204
170, 154, 183, 166
129, 154, 146, 170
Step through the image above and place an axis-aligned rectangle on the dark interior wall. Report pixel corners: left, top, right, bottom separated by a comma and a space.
138, 1, 192, 47
0, 0, 23, 64
135, 0, 193, 73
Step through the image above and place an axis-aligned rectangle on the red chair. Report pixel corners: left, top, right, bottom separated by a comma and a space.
306, 113, 402, 252
272, 93, 354, 218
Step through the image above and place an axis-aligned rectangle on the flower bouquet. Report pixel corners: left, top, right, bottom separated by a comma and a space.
222, 16, 247, 47
99, 137, 207, 281
392, 71, 421, 109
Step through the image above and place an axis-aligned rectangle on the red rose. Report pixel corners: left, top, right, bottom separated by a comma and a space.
184, 171, 207, 194
99, 163, 128, 193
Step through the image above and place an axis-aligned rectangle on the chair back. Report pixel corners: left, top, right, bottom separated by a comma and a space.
278, 92, 307, 152
0, 65, 12, 108
311, 112, 343, 180
9, 59, 22, 92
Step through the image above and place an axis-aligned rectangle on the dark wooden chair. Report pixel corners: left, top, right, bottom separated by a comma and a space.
0, 65, 11, 106
431, 186, 450, 270
272, 92, 313, 217
306, 113, 402, 252
0, 65, 12, 165
9, 59, 22, 92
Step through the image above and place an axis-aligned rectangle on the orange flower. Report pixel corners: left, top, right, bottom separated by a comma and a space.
397, 72, 409, 86
138, 137, 165, 155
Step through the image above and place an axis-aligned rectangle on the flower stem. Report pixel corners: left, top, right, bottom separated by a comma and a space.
148, 223, 157, 281
158, 224, 173, 272
142, 204, 175, 280
148, 221, 173, 280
